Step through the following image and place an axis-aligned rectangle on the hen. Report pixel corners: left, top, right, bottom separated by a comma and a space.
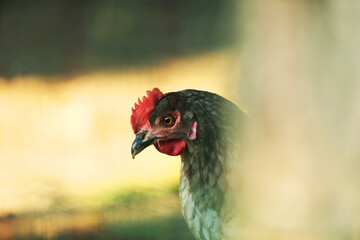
131, 88, 246, 240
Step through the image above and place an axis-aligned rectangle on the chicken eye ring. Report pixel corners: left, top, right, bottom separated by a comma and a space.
163, 115, 175, 126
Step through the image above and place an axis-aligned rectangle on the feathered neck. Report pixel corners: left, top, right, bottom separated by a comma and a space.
180, 117, 230, 214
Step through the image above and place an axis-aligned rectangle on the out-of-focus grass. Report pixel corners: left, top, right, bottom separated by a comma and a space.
0, 51, 240, 239
15, 215, 194, 240
3, 188, 193, 240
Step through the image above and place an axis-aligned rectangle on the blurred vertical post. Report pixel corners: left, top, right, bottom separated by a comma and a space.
238, 0, 360, 239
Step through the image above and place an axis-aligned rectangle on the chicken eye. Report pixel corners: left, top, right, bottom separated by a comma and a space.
163, 115, 175, 126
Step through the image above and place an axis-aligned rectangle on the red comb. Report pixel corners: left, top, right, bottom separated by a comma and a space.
131, 88, 163, 133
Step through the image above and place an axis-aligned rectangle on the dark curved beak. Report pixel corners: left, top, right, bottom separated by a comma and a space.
131, 131, 156, 159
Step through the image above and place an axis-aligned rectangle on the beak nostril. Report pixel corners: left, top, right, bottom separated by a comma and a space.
137, 131, 147, 141
131, 131, 155, 159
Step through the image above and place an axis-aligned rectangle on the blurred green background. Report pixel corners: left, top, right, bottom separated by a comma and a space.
0, 0, 236, 78
1, 0, 360, 240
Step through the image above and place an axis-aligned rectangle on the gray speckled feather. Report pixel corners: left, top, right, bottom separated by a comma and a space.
155, 90, 246, 240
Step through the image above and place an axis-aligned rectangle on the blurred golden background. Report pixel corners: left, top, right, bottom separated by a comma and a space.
0, 51, 239, 239
0, 0, 359, 240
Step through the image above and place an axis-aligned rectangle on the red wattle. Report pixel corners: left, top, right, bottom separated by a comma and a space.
155, 139, 186, 156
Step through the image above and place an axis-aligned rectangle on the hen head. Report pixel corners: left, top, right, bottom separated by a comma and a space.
131, 88, 198, 158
